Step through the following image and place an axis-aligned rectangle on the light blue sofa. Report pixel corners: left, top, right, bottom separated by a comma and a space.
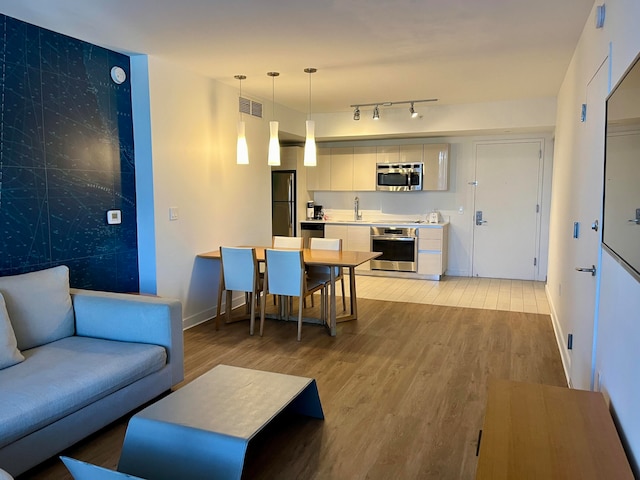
0, 266, 184, 477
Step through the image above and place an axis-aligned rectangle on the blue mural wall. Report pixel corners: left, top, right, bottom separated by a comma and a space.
0, 15, 139, 292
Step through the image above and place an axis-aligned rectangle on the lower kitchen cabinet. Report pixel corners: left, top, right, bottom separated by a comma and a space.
417, 224, 448, 278
324, 224, 371, 271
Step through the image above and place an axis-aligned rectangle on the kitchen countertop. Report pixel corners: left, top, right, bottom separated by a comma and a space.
301, 219, 449, 227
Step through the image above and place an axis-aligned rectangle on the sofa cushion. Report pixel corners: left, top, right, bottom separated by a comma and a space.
0, 336, 167, 448
0, 293, 24, 370
0, 266, 75, 350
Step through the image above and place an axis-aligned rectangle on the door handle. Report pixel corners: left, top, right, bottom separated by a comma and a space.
475, 211, 487, 226
575, 265, 596, 276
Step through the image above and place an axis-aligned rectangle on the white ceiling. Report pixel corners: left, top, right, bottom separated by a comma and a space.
0, 0, 595, 114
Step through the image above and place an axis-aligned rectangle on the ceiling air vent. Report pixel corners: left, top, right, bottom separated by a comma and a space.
239, 97, 251, 115
251, 100, 262, 118
238, 97, 263, 118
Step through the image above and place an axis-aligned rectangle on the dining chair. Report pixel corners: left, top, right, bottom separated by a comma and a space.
272, 236, 304, 249
219, 246, 261, 335
307, 237, 346, 312
260, 248, 325, 341
269, 236, 304, 307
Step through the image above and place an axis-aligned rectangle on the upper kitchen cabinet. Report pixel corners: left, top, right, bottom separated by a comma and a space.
376, 145, 399, 163
307, 147, 331, 191
400, 144, 423, 163
423, 143, 449, 191
352, 146, 377, 191
330, 147, 353, 191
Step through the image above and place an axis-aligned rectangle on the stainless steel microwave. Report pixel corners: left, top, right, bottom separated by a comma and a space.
376, 163, 423, 191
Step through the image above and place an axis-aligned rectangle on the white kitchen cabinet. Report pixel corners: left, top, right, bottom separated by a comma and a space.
324, 224, 348, 245
347, 225, 371, 271
353, 146, 377, 191
417, 224, 448, 278
400, 144, 423, 163
376, 145, 399, 163
324, 224, 371, 271
423, 143, 449, 191
330, 147, 354, 191
306, 147, 331, 191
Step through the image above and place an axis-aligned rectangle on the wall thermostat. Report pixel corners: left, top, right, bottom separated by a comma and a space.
110, 66, 126, 84
107, 210, 122, 225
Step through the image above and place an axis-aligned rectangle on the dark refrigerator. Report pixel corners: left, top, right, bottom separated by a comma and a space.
272, 171, 296, 237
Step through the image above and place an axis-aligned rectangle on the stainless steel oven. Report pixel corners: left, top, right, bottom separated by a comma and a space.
370, 226, 418, 272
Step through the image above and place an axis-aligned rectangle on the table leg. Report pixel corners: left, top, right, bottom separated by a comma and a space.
330, 268, 337, 336
349, 266, 357, 319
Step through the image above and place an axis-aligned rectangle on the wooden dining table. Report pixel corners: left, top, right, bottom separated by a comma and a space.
197, 247, 381, 336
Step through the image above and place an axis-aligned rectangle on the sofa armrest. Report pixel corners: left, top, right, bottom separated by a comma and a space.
70, 289, 184, 386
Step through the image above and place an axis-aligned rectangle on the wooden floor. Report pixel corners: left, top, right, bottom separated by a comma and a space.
356, 275, 550, 314
19, 294, 566, 480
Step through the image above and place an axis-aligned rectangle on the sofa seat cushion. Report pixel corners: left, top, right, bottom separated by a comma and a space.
0, 336, 167, 448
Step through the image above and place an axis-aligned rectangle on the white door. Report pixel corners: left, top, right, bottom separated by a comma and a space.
568, 61, 608, 390
472, 142, 542, 280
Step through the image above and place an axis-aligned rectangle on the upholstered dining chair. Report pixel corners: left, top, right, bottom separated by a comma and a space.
272, 236, 304, 249
219, 246, 261, 335
307, 237, 346, 312
260, 248, 325, 341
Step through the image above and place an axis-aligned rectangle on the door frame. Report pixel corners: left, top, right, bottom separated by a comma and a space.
470, 138, 550, 281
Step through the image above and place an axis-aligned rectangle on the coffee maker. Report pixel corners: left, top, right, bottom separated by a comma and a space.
313, 204, 324, 220
306, 201, 315, 220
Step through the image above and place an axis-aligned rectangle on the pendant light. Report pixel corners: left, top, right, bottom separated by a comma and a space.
267, 71, 280, 166
234, 75, 249, 165
303, 67, 317, 167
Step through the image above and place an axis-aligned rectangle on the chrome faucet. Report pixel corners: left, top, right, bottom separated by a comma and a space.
354, 196, 362, 220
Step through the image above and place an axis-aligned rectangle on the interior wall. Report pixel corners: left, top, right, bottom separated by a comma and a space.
144, 57, 305, 326
549, 0, 640, 472
0, 14, 139, 292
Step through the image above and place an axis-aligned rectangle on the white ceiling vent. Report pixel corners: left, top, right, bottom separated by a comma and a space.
251, 101, 262, 118
238, 97, 263, 118
239, 97, 251, 115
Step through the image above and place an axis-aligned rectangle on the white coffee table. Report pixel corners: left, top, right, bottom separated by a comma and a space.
117, 365, 324, 480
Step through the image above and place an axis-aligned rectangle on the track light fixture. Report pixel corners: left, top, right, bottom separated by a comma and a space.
349, 98, 437, 121
409, 102, 418, 118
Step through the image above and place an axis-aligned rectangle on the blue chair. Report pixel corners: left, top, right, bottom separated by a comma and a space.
219, 246, 262, 335
260, 249, 325, 341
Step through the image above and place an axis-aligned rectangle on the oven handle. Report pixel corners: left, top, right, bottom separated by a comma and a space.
371, 235, 416, 241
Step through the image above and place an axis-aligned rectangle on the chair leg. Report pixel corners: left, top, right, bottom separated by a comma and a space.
341, 276, 346, 311
226, 290, 233, 323
297, 296, 303, 341
249, 291, 256, 336
260, 290, 266, 337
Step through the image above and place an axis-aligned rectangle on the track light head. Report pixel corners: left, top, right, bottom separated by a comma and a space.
353, 106, 360, 121
373, 105, 380, 120
410, 102, 418, 118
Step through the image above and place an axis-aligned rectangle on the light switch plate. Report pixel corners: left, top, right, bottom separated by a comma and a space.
169, 207, 179, 221
107, 210, 122, 225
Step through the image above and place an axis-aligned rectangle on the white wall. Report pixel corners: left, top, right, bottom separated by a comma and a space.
141, 56, 305, 327
549, 0, 640, 472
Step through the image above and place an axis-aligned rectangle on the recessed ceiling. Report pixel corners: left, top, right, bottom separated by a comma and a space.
0, 0, 594, 113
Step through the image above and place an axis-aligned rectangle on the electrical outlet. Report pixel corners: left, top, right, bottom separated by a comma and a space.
169, 207, 179, 221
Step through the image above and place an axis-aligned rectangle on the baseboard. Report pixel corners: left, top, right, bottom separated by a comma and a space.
545, 283, 572, 387
182, 292, 250, 330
